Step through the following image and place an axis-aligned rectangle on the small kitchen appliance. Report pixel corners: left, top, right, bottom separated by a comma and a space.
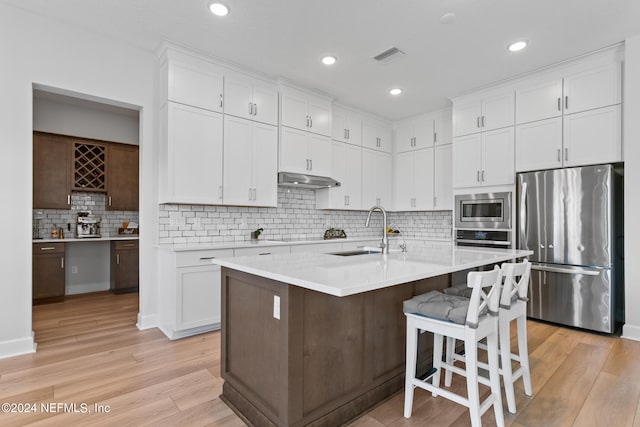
76, 211, 101, 238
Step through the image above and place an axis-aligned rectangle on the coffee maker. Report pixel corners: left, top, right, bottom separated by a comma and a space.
76, 211, 101, 238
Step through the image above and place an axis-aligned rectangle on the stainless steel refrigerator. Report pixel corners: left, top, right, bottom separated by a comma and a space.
517, 164, 624, 333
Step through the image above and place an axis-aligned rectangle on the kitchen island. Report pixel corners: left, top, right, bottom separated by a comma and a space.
213, 243, 532, 426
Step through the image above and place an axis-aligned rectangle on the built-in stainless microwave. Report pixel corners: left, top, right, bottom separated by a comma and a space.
454, 192, 512, 230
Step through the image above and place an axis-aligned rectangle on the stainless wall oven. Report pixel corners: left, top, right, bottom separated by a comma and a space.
455, 192, 512, 230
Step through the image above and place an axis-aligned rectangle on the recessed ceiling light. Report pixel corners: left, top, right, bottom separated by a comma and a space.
389, 88, 402, 96
209, 2, 229, 16
439, 13, 457, 24
321, 56, 337, 66
508, 40, 528, 52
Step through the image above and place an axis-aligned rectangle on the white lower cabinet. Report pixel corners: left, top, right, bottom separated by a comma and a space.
159, 248, 233, 340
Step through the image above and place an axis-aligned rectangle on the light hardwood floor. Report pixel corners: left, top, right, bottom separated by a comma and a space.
1, 292, 639, 426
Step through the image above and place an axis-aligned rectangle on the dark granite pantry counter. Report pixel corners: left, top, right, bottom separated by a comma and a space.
214, 244, 531, 426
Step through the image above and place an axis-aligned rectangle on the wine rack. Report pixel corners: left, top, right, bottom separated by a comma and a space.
73, 142, 106, 191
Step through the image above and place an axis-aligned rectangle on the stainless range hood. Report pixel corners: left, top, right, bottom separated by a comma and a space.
277, 172, 341, 189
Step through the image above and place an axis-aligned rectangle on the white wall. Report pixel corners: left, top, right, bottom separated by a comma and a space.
0, 3, 159, 358
622, 34, 640, 340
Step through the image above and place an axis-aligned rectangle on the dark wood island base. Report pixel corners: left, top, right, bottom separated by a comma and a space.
220, 267, 450, 426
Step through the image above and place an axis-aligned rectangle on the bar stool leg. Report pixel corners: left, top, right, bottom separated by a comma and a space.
432, 333, 444, 396
464, 336, 482, 427
487, 329, 505, 427
445, 336, 455, 387
517, 315, 533, 396
404, 320, 418, 418
499, 315, 517, 413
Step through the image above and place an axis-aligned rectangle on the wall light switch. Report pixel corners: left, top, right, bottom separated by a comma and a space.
273, 295, 280, 320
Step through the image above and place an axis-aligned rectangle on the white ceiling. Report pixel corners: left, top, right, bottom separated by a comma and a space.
5, 0, 640, 121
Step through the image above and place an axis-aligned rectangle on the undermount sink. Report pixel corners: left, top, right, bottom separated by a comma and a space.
328, 249, 382, 256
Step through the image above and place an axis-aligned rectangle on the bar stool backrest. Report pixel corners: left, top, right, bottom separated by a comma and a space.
465, 266, 502, 329
499, 260, 532, 309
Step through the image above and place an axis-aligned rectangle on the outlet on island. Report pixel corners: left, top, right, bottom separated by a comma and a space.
71, 266, 78, 274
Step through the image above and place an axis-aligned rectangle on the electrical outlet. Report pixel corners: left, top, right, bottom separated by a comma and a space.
71, 266, 78, 274
273, 295, 280, 320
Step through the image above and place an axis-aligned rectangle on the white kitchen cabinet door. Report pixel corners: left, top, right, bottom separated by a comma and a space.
345, 114, 362, 146
434, 144, 452, 210
413, 115, 434, 150
515, 117, 563, 172
224, 72, 253, 121
393, 151, 415, 210
332, 107, 362, 145
563, 61, 622, 115
563, 105, 622, 167
481, 127, 515, 186
332, 107, 348, 142
361, 148, 378, 208
433, 109, 452, 146
280, 126, 309, 174
317, 142, 347, 209
515, 77, 563, 124
307, 94, 332, 137
453, 98, 482, 137
252, 122, 278, 207
378, 152, 393, 208
251, 80, 279, 126
167, 102, 223, 204
176, 265, 221, 331
413, 148, 434, 210
167, 57, 224, 113
395, 122, 415, 153
343, 143, 362, 209
223, 116, 253, 205
281, 87, 310, 131
481, 91, 515, 132
452, 133, 482, 188
308, 133, 332, 177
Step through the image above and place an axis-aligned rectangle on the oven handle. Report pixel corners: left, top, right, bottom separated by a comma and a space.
531, 264, 601, 276
456, 239, 511, 246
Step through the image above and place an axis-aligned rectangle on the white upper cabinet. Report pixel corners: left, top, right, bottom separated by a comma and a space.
161, 50, 224, 113
281, 86, 331, 136
161, 102, 224, 204
224, 72, 278, 126
362, 148, 392, 209
453, 127, 514, 189
433, 108, 453, 146
316, 142, 362, 210
280, 126, 332, 177
393, 148, 435, 211
515, 47, 623, 172
332, 106, 362, 145
452, 90, 514, 137
362, 118, 393, 153
395, 113, 436, 153
223, 116, 278, 207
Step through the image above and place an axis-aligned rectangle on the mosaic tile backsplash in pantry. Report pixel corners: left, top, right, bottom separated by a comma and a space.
33, 192, 139, 239
159, 187, 452, 245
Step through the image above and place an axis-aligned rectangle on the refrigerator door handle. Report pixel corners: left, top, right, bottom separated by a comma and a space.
519, 181, 528, 245
531, 264, 601, 276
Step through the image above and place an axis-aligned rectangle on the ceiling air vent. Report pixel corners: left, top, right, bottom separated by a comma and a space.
373, 47, 405, 64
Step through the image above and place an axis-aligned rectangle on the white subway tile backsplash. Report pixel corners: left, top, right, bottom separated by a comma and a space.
158, 187, 452, 244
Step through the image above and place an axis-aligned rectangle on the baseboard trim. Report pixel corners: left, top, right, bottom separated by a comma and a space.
0, 333, 36, 359
159, 323, 220, 340
136, 313, 158, 330
622, 324, 640, 341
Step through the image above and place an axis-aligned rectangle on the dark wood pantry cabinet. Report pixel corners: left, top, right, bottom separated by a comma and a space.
33, 132, 72, 209
32, 242, 65, 303
110, 240, 139, 294
107, 144, 139, 211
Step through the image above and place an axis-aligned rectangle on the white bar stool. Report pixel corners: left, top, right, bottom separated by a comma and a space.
445, 260, 533, 414
403, 266, 504, 427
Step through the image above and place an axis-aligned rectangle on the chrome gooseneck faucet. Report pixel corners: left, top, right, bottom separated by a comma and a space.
365, 205, 389, 254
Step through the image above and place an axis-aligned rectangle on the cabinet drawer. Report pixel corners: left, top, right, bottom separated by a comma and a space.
113, 240, 139, 251
176, 249, 233, 268
33, 242, 65, 254
234, 246, 290, 256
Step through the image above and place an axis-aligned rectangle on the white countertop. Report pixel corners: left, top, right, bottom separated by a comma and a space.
212, 241, 532, 297
159, 237, 394, 252
34, 236, 139, 243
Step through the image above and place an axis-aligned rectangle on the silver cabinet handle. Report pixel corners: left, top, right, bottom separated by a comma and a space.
344, 195, 348, 206
346, 195, 350, 206
258, 252, 271, 256
61, 257, 64, 269
116, 254, 120, 265
67, 194, 71, 205
344, 128, 347, 139
434, 196, 437, 207
310, 116, 313, 127
565, 148, 568, 162
481, 170, 485, 181
557, 97, 561, 111
347, 129, 350, 139
433, 132, 437, 143
218, 185, 223, 199
306, 159, 310, 170
199, 256, 216, 260
306, 116, 310, 127
477, 170, 480, 182
249, 188, 252, 200
109, 196, 112, 206
481, 116, 485, 127
557, 149, 561, 162
477, 117, 480, 128
249, 102, 253, 115
532, 264, 600, 276
565, 96, 568, 110
253, 188, 257, 200
253, 103, 257, 116
219, 94, 223, 108
309, 159, 312, 170
40, 247, 56, 251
